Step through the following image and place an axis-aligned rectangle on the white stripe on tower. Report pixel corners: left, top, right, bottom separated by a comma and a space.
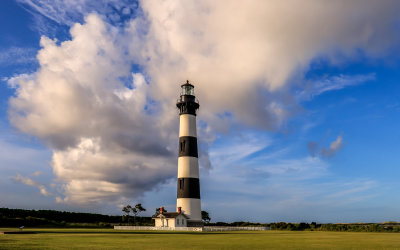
176, 199, 201, 221
177, 157, 199, 178
179, 114, 197, 137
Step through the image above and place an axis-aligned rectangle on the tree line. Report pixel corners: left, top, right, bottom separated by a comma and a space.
269, 222, 400, 232
204, 221, 400, 232
2, 207, 399, 232
0, 207, 152, 228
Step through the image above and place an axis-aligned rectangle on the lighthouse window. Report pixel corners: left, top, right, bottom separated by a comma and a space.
180, 140, 186, 152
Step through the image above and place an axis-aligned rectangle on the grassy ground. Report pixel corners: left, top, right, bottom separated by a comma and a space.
1, 228, 400, 249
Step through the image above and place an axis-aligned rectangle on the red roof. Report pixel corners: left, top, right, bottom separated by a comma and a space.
152, 212, 189, 219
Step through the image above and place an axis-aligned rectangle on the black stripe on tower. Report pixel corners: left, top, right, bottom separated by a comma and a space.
176, 95, 200, 116
179, 136, 198, 157
177, 178, 200, 199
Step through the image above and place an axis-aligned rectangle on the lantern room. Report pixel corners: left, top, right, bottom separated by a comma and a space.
181, 80, 195, 96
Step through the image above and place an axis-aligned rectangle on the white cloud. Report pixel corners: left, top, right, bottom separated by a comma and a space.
324, 179, 378, 200
32, 171, 43, 177
17, 0, 138, 26
13, 173, 52, 196
5, 73, 36, 88
297, 73, 376, 101
0, 47, 37, 65
210, 132, 271, 167
329, 136, 343, 151
308, 135, 344, 158
127, 0, 399, 129
8, 14, 178, 205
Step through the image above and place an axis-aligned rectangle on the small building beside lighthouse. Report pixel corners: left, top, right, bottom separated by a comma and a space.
153, 80, 203, 229
153, 207, 189, 228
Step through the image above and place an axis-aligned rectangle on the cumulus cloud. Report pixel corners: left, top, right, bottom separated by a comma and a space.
7, 1, 400, 205
308, 135, 344, 158
8, 15, 178, 204
129, 0, 399, 129
4, 73, 36, 88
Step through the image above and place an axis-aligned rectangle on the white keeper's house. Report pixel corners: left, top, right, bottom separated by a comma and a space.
152, 207, 189, 228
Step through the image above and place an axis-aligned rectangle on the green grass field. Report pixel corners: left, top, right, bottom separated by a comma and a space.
1, 228, 400, 249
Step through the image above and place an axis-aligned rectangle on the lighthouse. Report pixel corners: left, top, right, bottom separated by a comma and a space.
176, 80, 202, 226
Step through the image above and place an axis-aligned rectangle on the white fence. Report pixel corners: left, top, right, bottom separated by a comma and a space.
204, 226, 269, 231
114, 226, 269, 232
114, 226, 203, 231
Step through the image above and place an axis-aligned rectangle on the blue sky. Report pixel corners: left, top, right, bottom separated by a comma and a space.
1, 0, 400, 223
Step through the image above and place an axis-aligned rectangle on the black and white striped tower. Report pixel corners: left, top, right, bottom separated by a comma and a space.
176, 80, 202, 225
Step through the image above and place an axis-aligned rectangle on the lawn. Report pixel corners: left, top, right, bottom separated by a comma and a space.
1, 228, 400, 249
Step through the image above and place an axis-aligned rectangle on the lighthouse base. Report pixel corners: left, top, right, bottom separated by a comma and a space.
187, 220, 204, 227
